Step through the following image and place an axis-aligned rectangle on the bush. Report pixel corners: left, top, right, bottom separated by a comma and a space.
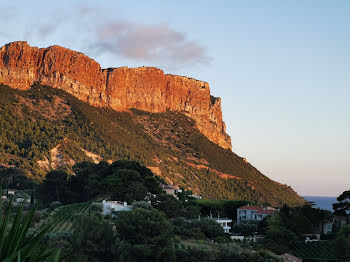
32, 210, 42, 223
215, 236, 227, 244
115, 208, 176, 261
192, 218, 224, 239
46, 231, 71, 241
189, 227, 205, 240
232, 220, 258, 236
155, 195, 183, 218
183, 205, 201, 219
71, 212, 114, 260
132, 200, 153, 210
104, 214, 111, 220
89, 202, 103, 213
50, 201, 62, 211
40, 210, 49, 219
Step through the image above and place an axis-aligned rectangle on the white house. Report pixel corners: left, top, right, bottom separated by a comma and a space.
16, 197, 30, 203
211, 217, 232, 233
7, 189, 15, 196
230, 235, 244, 241
102, 200, 131, 217
237, 205, 277, 223
161, 184, 177, 196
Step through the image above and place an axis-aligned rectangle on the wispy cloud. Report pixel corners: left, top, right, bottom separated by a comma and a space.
89, 20, 211, 69
14, 5, 211, 70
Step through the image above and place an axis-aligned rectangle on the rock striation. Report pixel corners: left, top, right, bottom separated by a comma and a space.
0, 41, 231, 149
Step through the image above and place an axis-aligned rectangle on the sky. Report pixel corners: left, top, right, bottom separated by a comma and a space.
0, 0, 349, 197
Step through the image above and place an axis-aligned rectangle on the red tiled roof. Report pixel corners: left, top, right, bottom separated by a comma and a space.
237, 205, 264, 210
161, 184, 176, 190
254, 210, 277, 215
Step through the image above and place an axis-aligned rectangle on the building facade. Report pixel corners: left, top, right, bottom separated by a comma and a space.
102, 200, 131, 217
237, 205, 277, 223
211, 217, 232, 233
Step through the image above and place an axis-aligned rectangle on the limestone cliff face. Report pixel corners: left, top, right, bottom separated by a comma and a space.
0, 41, 232, 149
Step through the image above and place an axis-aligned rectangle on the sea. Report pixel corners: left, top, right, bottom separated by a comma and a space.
303, 196, 337, 212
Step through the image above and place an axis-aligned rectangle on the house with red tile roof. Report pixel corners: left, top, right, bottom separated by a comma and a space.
237, 204, 277, 223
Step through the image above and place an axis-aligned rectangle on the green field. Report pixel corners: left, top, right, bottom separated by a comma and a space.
41, 202, 92, 233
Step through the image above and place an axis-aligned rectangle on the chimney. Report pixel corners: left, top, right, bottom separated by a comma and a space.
123, 201, 127, 207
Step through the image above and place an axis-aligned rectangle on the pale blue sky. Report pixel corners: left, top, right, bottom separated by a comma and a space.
0, 1, 349, 196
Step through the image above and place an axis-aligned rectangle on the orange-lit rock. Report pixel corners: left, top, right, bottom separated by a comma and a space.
0, 41, 232, 149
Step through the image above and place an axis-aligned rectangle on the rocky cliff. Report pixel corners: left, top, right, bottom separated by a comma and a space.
0, 41, 231, 149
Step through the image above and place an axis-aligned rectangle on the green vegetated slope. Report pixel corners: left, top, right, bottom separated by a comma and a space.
0, 84, 304, 206
45, 202, 92, 233
290, 242, 338, 261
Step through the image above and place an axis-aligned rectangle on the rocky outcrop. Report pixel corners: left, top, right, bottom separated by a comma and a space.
0, 41, 232, 149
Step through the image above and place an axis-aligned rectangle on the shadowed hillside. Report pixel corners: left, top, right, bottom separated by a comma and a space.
0, 84, 305, 206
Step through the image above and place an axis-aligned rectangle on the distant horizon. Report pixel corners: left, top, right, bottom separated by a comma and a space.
303, 195, 338, 212
302, 195, 338, 198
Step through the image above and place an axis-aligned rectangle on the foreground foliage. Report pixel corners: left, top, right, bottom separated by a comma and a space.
0, 190, 60, 262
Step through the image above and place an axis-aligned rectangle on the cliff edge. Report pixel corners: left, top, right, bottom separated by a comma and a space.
0, 41, 231, 149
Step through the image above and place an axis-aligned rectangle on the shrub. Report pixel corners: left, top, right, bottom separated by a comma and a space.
232, 220, 258, 236
89, 202, 103, 213
32, 210, 42, 223
215, 236, 228, 244
132, 200, 153, 210
183, 205, 201, 219
40, 210, 49, 219
192, 218, 224, 239
189, 227, 205, 240
50, 201, 62, 211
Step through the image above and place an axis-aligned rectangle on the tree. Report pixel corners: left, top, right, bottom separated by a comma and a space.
333, 190, 350, 224
70, 212, 114, 261
89, 202, 103, 213
335, 225, 350, 260
288, 214, 313, 235
116, 208, 175, 261
192, 218, 225, 239
0, 167, 34, 189
132, 201, 153, 210
69, 162, 103, 202
263, 215, 298, 254
232, 220, 258, 237
156, 195, 183, 218
38, 170, 69, 205
100, 169, 148, 203
183, 205, 201, 219
177, 188, 194, 204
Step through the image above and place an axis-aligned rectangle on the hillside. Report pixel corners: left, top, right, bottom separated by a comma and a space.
0, 84, 304, 206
